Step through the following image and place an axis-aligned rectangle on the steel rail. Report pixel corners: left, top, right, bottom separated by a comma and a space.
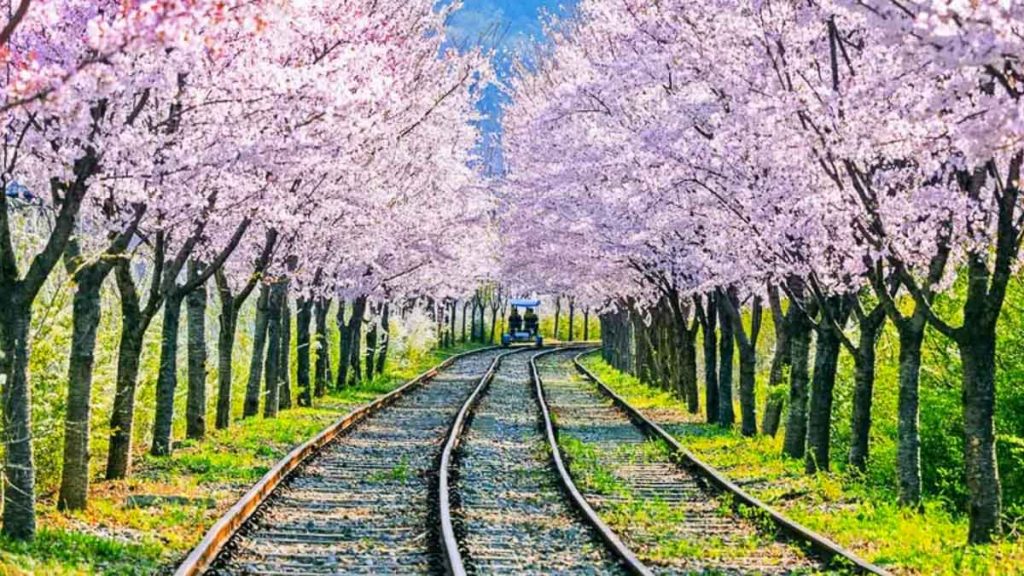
175, 345, 499, 576
530, 347, 654, 576
571, 348, 892, 576
437, 347, 531, 576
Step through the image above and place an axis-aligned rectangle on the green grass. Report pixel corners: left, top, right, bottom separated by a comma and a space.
556, 410, 808, 568
581, 354, 1024, 575
0, 342, 487, 575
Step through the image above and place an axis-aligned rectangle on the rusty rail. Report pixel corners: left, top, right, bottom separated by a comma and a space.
174, 345, 498, 576
571, 348, 892, 576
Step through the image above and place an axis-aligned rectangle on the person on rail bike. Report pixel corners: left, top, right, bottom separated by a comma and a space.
524, 308, 538, 335
509, 307, 523, 333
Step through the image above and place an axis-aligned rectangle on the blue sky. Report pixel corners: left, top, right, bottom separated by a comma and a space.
444, 0, 574, 174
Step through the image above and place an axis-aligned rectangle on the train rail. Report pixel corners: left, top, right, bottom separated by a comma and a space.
533, 348, 889, 575
177, 346, 504, 575
440, 347, 630, 575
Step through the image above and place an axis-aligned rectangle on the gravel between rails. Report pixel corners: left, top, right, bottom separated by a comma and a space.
537, 349, 824, 576
207, 348, 506, 576
452, 349, 628, 575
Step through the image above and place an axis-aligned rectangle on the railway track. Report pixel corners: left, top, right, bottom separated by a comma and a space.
441, 348, 629, 575
185, 347, 505, 575
533, 348, 886, 576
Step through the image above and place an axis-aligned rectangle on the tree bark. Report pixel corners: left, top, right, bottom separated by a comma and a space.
568, 299, 576, 341
805, 302, 847, 474
762, 287, 791, 437
263, 283, 284, 418
960, 329, 1001, 543
185, 261, 207, 440
554, 296, 561, 340
214, 285, 237, 430
243, 284, 270, 417
717, 297, 735, 427
313, 297, 331, 397
584, 308, 591, 341
106, 267, 147, 480
278, 287, 291, 410
720, 289, 762, 437
365, 306, 378, 381
699, 295, 719, 424
782, 310, 813, 459
346, 296, 367, 385
489, 303, 498, 344
849, 315, 883, 473
296, 298, 313, 407
375, 302, 390, 374
58, 275, 103, 511
336, 301, 351, 388
152, 293, 185, 456
894, 317, 926, 504
0, 303, 35, 538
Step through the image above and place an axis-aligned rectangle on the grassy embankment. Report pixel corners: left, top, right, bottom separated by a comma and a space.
581, 354, 1024, 576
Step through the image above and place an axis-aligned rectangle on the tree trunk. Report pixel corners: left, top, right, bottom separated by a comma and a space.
152, 293, 185, 456
848, 310, 885, 473
584, 308, 591, 341
461, 301, 469, 343
701, 296, 719, 424
336, 300, 350, 389
365, 309, 378, 381
297, 298, 313, 407
554, 296, 561, 340
782, 311, 813, 459
681, 325, 699, 413
314, 298, 331, 397
106, 316, 144, 480
717, 298, 735, 427
449, 301, 457, 348
58, 277, 103, 511
263, 283, 284, 418
737, 337, 757, 437
0, 303, 36, 539
376, 302, 390, 374
215, 293, 237, 430
278, 288, 291, 410
568, 300, 576, 341
805, 317, 844, 474
960, 327, 1001, 543
489, 305, 498, 344
347, 296, 367, 386
215, 301, 238, 430
185, 262, 207, 440
849, 330, 879, 473
243, 284, 271, 417
895, 318, 925, 504
762, 291, 792, 437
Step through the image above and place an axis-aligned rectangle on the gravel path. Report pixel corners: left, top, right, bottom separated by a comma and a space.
453, 349, 628, 575
537, 349, 822, 576
209, 348, 505, 575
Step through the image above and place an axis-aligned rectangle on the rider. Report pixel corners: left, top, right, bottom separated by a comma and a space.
524, 307, 538, 336
509, 307, 523, 333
